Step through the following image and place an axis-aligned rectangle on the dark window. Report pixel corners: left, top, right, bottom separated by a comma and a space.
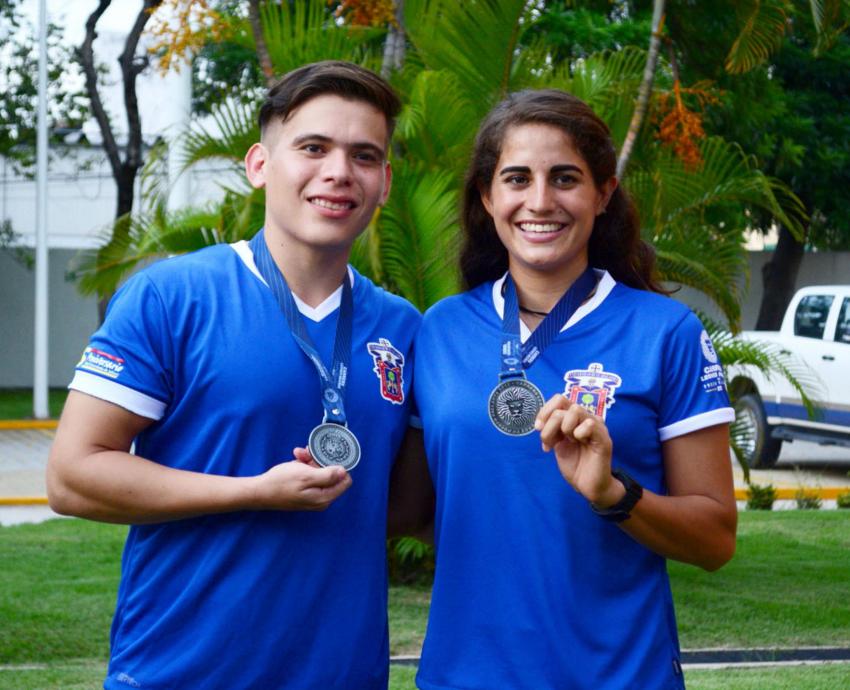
794, 295, 833, 339
834, 298, 850, 344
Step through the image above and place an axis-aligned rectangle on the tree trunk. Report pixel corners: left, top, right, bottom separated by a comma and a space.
754, 224, 806, 330
616, 0, 666, 179
249, 0, 275, 86
381, 0, 406, 78
79, 0, 162, 321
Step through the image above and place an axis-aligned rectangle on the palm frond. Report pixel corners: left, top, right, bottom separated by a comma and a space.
809, 0, 849, 54
404, 0, 533, 113
709, 327, 822, 417
71, 189, 264, 297
654, 248, 744, 328
358, 161, 462, 310
725, 0, 788, 73
394, 70, 479, 177
542, 47, 648, 143
182, 97, 259, 170
629, 137, 807, 239
258, 1, 382, 75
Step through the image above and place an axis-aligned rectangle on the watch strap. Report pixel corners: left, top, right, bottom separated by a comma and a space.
591, 469, 643, 523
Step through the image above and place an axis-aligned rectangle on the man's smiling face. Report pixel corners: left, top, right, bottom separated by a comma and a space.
245, 94, 391, 254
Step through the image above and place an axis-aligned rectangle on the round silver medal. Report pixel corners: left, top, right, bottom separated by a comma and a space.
308, 423, 361, 471
488, 379, 545, 436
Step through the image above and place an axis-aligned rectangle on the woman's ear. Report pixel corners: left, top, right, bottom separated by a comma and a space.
480, 183, 495, 218
597, 177, 618, 216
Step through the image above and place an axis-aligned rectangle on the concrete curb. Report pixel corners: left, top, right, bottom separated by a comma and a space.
0, 419, 57, 430
734, 486, 850, 500
4, 489, 849, 506
390, 647, 850, 669
0, 497, 49, 506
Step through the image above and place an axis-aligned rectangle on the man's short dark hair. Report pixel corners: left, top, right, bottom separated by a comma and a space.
258, 60, 401, 140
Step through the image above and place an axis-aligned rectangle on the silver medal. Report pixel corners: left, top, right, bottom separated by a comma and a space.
488, 379, 545, 436
308, 423, 361, 471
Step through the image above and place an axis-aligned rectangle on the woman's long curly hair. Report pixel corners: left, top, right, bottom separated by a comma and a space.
460, 89, 666, 294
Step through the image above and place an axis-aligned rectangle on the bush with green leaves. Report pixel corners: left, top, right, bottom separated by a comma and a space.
795, 489, 822, 510
746, 482, 776, 510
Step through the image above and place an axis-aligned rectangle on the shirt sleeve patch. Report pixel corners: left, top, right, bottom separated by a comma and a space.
76, 347, 126, 380
699, 329, 726, 394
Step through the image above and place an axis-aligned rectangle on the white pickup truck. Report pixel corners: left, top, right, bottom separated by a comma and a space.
729, 285, 850, 468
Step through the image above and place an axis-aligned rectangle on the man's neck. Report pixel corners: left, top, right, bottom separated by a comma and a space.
263, 229, 350, 308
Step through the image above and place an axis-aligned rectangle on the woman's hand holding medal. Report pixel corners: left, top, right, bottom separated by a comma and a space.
535, 394, 625, 509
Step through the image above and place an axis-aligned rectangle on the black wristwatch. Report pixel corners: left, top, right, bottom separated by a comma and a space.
591, 469, 643, 523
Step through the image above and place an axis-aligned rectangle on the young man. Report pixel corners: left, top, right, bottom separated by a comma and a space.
47, 61, 420, 690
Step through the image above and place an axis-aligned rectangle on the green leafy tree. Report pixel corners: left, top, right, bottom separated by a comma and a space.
75, 0, 803, 326
665, 0, 850, 329
0, 0, 89, 175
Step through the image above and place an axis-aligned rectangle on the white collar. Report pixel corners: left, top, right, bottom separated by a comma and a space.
491, 269, 615, 343
230, 240, 355, 322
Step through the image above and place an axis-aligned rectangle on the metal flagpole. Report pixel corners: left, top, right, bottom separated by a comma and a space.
33, 0, 49, 419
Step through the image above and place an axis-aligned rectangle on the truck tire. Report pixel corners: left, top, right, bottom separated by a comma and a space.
735, 393, 782, 469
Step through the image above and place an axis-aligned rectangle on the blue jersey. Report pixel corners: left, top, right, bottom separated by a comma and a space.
414, 271, 734, 690
70, 239, 420, 690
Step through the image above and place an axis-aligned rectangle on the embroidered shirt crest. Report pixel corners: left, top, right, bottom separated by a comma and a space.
563, 362, 622, 419
367, 338, 405, 404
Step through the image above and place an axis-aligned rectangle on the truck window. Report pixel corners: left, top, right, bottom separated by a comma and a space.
794, 294, 833, 339
835, 298, 850, 344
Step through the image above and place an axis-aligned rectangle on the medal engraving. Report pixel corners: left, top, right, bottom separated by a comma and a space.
488, 379, 545, 436
309, 423, 361, 471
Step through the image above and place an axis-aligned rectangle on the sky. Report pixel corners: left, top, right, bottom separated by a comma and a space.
16, 1, 193, 142
18, 0, 140, 47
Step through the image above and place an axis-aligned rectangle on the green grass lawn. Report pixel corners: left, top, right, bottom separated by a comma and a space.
0, 389, 68, 420
1, 512, 848, 689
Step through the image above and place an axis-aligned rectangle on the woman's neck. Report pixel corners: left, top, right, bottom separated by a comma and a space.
509, 261, 591, 314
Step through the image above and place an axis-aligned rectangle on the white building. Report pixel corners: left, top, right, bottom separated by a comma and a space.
1, 12, 231, 388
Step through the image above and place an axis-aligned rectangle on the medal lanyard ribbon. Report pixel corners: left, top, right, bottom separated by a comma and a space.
250, 230, 353, 425
500, 266, 597, 380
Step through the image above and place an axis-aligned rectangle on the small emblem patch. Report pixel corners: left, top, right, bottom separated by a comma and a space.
698, 329, 726, 393
77, 347, 125, 379
367, 338, 405, 404
563, 362, 622, 419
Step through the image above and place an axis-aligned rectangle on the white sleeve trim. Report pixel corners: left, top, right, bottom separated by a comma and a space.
69, 370, 167, 420
658, 407, 735, 441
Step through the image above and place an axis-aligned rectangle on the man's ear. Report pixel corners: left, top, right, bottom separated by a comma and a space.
244, 143, 268, 190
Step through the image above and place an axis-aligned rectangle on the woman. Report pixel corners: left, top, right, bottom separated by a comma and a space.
412, 89, 737, 690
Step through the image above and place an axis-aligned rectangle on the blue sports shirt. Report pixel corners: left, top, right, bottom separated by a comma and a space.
414, 271, 734, 690
70, 239, 420, 690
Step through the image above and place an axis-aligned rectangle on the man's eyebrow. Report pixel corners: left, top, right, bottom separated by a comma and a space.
291, 133, 386, 157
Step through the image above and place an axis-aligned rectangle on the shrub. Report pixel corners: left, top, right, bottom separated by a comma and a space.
388, 537, 435, 584
746, 483, 776, 510
836, 492, 850, 509
795, 489, 822, 510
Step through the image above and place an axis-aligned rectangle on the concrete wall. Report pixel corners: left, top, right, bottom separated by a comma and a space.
1, 249, 848, 389
674, 251, 850, 331
0, 249, 99, 388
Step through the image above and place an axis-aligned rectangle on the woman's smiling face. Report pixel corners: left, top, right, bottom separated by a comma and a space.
482, 122, 615, 283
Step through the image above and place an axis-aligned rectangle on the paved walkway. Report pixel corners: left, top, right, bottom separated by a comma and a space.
2, 425, 849, 525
